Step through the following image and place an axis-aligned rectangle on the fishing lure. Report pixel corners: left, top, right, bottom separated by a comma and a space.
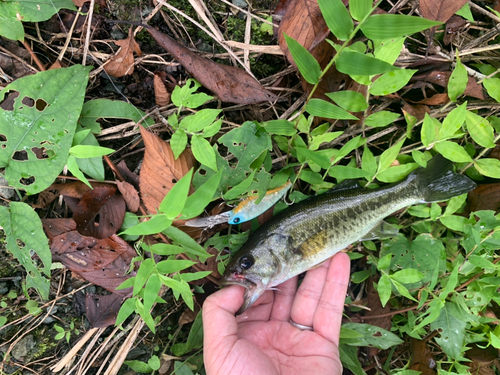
185, 181, 292, 228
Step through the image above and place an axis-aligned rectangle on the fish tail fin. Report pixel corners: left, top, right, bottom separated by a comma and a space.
411, 154, 476, 203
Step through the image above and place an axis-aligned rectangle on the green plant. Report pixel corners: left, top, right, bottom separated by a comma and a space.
54, 320, 80, 344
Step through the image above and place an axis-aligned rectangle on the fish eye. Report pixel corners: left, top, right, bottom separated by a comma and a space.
233, 217, 240, 224
239, 255, 254, 270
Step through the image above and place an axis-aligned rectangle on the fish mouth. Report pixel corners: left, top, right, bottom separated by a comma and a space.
221, 272, 267, 315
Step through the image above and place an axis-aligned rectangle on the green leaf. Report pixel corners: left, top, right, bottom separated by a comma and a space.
223, 170, 255, 200
184, 93, 214, 109
380, 233, 446, 286
296, 148, 331, 169
283, 33, 321, 84
121, 215, 172, 236
163, 225, 211, 262
434, 141, 473, 163
159, 169, 193, 219
448, 56, 467, 102
191, 135, 217, 172
361, 14, 442, 39
376, 163, 419, 183
299, 169, 324, 185
456, 2, 474, 21
124, 360, 152, 373
391, 269, 425, 284
378, 274, 392, 307
483, 77, 500, 103
439, 102, 467, 140
443, 194, 467, 216
202, 119, 222, 138
156, 259, 196, 274
171, 129, 188, 159
309, 132, 343, 151
326, 91, 368, 112
66, 155, 92, 188
391, 279, 417, 301
180, 171, 223, 219
134, 259, 155, 296
465, 111, 495, 148
373, 37, 406, 64
74, 131, 105, 181
306, 99, 359, 120
0, 65, 90, 194
412, 150, 427, 167
468, 254, 496, 270
350, 0, 373, 21
69, 145, 114, 158
261, 120, 297, 136
180, 109, 221, 133
143, 274, 161, 312
334, 135, 364, 163
79, 99, 153, 134
369, 69, 417, 96
116, 297, 137, 326
430, 302, 466, 359
440, 215, 470, 231
336, 51, 399, 76
148, 356, 161, 371
329, 166, 371, 179
339, 343, 367, 375
377, 139, 405, 174
421, 113, 439, 147
413, 298, 445, 331
362, 146, 377, 177
341, 323, 403, 349
149, 244, 185, 255
0, 202, 51, 299
378, 254, 393, 270
351, 270, 371, 283
474, 158, 500, 178
364, 111, 400, 128
317, 0, 353, 41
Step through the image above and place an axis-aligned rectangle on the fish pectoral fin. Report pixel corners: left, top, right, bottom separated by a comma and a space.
360, 220, 399, 241
295, 230, 329, 257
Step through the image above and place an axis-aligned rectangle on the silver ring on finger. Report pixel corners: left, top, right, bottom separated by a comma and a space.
289, 319, 313, 331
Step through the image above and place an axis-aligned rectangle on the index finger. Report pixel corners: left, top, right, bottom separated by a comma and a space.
313, 252, 350, 346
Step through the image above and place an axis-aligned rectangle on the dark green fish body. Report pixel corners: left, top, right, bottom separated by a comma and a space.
223, 155, 477, 314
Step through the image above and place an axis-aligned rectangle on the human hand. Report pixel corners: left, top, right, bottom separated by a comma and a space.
202, 252, 350, 375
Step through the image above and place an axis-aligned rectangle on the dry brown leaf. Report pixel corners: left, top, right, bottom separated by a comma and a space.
116, 180, 140, 212
139, 126, 195, 214
42, 218, 77, 242
104, 28, 142, 78
154, 71, 172, 107
412, 71, 486, 100
146, 27, 278, 104
467, 344, 499, 375
466, 183, 500, 214
409, 338, 437, 375
402, 101, 430, 121
50, 231, 135, 296
420, 0, 468, 22
86, 293, 123, 328
71, 186, 126, 239
443, 15, 467, 45
414, 93, 450, 105
33, 181, 108, 208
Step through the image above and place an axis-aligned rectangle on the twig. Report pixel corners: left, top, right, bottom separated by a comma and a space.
82, 0, 94, 65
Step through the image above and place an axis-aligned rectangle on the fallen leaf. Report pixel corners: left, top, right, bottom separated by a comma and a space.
70, 186, 126, 239
72, 0, 106, 6
116, 160, 140, 190
411, 71, 485, 100
116, 180, 140, 212
42, 218, 77, 242
86, 292, 123, 328
50, 231, 135, 296
467, 183, 500, 213
413, 93, 449, 105
420, 0, 468, 22
402, 101, 430, 121
467, 344, 499, 375
104, 28, 142, 78
139, 126, 195, 214
443, 15, 467, 45
154, 71, 172, 107
182, 247, 221, 284
33, 181, 108, 209
146, 27, 278, 104
409, 338, 437, 375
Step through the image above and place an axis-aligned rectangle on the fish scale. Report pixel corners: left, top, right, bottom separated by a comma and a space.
223, 155, 477, 314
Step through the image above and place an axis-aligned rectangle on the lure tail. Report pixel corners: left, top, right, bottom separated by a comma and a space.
410, 154, 476, 203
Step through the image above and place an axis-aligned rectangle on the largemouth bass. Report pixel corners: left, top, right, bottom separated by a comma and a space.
222, 155, 476, 314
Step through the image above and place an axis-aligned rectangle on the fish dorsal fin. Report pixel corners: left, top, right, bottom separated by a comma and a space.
359, 220, 399, 241
325, 179, 361, 194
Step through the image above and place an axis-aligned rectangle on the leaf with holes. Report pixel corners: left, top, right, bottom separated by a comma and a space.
380, 233, 446, 287
430, 302, 466, 359
0, 65, 90, 194
341, 323, 403, 349
0, 202, 51, 299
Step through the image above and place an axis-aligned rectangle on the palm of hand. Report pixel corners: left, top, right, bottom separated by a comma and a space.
203, 253, 350, 375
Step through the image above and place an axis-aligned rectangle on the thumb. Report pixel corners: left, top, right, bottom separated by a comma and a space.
203, 285, 245, 354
